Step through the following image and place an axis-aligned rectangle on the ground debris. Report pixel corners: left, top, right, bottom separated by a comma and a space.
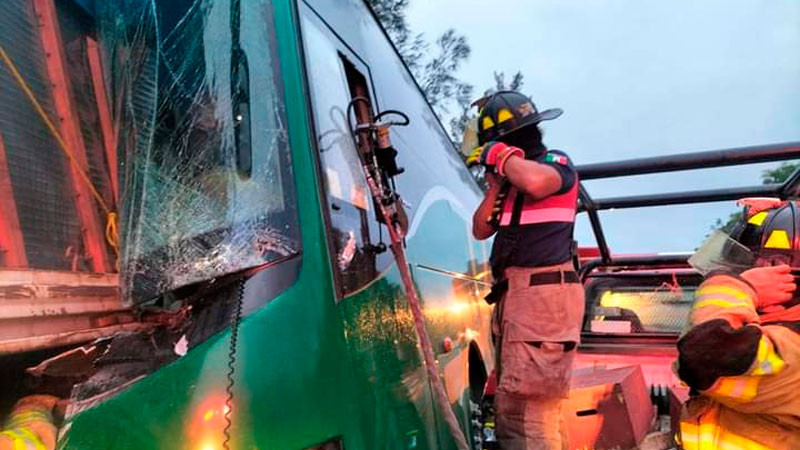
638, 430, 675, 450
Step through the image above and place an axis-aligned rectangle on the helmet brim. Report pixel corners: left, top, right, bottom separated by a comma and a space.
533, 108, 563, 122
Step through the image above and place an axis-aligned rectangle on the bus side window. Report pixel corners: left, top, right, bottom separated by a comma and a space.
301, 14, 385, 299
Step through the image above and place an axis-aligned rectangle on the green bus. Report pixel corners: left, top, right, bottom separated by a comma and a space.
5, 1, 798, 448
20, 0, 494, 448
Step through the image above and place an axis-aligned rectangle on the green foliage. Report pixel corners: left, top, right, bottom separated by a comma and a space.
367, 0, 526, 155
762, 162, 799, 184
368, 0, 412, 46
419, 30, 473, 114
367, 0, 472, 119
367, 0, 531, 193
711, 212, 742, 235
368, 0, 428, 74
711, 161, 799, 234
494, 71, 525, 92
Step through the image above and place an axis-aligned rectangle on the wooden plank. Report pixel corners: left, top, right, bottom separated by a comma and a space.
0, 267, 128, 353
0, 268, 118, 286
86, 37, 118, 203
0, 323, 151, 355
0, 268, 121, 317
0, 132, 28, 267
32, 0, 110, 272
0, 297, 125, 320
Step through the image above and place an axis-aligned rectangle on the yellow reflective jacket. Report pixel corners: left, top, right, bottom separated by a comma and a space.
0, 396, 57, 450
676, 272, 800, 450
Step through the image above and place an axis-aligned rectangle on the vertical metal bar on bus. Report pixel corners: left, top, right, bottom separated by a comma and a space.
32, 0, 110, 272
0, 132, 28, 267
86, 37, 119, 204
361, 168, 471, 450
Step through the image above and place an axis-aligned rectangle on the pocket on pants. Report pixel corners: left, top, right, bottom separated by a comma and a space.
498, 322, 575, 399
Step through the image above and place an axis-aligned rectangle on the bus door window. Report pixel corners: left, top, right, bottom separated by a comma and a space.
300, 13, 386, 299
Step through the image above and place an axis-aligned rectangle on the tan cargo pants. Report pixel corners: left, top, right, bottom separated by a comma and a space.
492, 263, 585, 450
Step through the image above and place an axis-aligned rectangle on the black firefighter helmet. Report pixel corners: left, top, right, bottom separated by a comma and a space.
733, 199, 800, 267
474, 90, 562, 146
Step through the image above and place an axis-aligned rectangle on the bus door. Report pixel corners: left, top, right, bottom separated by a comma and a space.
299, 4, 442, 449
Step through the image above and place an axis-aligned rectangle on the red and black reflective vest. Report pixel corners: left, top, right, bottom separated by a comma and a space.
498, 181, 579, 227
489, 150, 579, 276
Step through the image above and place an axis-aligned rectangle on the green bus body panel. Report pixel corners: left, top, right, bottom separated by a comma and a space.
60, 1, 492, 449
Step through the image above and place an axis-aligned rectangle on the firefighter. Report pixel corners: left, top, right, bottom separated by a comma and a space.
677, 199, 800, 449
467, 90, 583, 449
0, 395, 62, 450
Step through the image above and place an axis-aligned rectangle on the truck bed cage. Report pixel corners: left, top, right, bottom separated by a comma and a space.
574, 141, 800, 278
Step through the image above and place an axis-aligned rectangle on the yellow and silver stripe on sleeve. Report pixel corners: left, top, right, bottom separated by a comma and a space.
1, 427, 46, 450
681, 414, 772, 450
693, 284, 752, 310
680, 427, 772, 450
4, 411, 52, 429
749, 335, 786, 376
707, 376, 761, 402
703, 336, 785, 402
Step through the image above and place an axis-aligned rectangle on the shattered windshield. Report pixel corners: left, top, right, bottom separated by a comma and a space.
98, 0, 299, 303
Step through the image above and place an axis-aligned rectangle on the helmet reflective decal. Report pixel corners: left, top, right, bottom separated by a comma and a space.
517, 102, 535, 117
472, 90, 561, 146
764, 229, 792, 249
747, 211, 769, 226
497, 109, 514, 123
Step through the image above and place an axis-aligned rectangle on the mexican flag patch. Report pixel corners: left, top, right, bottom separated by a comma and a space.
545, 153, 568, 165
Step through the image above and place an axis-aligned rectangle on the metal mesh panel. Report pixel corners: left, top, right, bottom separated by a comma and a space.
591, 286, 695, 333
0, 0, 83, 270
56, 0, 115, 266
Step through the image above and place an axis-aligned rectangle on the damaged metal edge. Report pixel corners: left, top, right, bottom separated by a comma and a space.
0, 323, 156, 355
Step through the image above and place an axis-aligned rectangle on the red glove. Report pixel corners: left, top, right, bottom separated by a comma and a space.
466, 142, 524, 176
741, 264, 796, 311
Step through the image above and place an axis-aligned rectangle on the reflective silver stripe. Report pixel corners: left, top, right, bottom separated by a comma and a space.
5, 411, 51, 429
1, 428, 40, 450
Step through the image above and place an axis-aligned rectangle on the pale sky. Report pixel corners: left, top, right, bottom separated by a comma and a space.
406, 0, 800, 253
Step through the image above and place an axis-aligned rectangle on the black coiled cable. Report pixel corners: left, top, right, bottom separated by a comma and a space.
223, 280, 245, 450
